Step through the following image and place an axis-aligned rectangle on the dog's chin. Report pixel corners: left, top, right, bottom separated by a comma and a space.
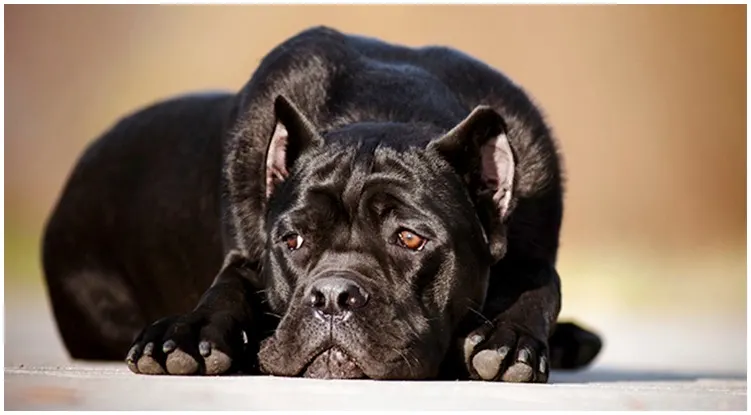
258, 336, 370, 379
301, 347, 367, 379
257, 315, 446, 380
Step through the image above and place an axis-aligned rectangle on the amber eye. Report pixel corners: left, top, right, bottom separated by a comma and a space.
284, 233, 304, 251
397, 229, 427, 251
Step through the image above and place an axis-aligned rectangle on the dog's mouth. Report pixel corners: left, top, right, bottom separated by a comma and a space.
300, 347, 367, 379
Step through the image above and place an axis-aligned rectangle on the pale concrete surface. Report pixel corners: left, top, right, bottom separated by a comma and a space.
4, 294, 747, 410
5, 364, 747, 411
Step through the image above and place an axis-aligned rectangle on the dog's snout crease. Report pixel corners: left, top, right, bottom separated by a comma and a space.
307, 277, 369, 316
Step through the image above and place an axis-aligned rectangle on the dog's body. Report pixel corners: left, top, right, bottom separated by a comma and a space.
43, 26, 601, 382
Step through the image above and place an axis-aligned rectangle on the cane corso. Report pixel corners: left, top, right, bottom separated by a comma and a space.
42, 26, 602, 382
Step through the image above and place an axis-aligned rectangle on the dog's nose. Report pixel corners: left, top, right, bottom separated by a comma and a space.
307, 277, 369, 316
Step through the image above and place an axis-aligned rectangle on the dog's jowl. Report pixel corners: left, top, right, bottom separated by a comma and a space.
42, 26, 602, 382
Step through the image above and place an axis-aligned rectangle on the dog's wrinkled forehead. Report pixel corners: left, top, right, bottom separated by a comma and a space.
274, 122, 462, 219
275, 122, 430, 193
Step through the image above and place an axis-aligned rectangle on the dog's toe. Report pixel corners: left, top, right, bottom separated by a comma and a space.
501, 339, 546, 383
165, 349, 199, 375
499, 348, 535, 382
204, 348, 232, 375
471, 347, 509, 380
500, 361, 535, 383
126, 344, 142, 374
463, 334, 485, 363
137, 356, 166, 375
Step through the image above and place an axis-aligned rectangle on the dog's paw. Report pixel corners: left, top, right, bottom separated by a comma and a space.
126, 311, 245, 376
462, 321, 549, 383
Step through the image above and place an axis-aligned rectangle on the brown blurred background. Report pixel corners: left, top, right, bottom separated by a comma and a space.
4, 5, 746, 347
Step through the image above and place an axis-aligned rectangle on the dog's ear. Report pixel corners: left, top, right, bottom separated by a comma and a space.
429, 105, 515, 220
265, 95, 324, 198
428, 106, 515, 260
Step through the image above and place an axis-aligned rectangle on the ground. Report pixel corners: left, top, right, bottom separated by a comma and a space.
4, 292, 747, 410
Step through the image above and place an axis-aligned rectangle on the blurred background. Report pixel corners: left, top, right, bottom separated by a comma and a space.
4, 5, 746, 372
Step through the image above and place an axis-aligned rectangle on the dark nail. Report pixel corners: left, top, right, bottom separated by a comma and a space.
517, 348, 531, 364
469, 334, 484, 346
143, 342, 154, 356
199, 341, 212, 357
126, 345, 140, 363
497, 346, 511, 360
539, 356, 548, 373
162, 340, 176, 354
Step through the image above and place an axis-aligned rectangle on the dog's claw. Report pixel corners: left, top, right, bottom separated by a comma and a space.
463, 334, 485, 362
143, 342, 154, 356
162, 340, 176, 354
126, 344, 140, 363
126, 345, 141, 373
517, 349, 530, 364
199, 340, 212, 357
539, 355, 548, 374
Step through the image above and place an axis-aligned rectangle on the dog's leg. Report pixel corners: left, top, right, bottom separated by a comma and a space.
460, 258, 562, 383
126, 251, 266, 375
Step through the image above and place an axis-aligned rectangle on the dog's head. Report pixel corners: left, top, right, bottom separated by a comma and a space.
255, 95, 516, 379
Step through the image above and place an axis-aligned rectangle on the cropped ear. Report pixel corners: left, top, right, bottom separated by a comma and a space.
428, 106, 515, 260
429, 105, 515, 219
265, 95, 324, 198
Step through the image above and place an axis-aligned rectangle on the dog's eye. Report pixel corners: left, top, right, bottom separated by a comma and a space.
397, 229, 427, 251
283, 233, 304, 251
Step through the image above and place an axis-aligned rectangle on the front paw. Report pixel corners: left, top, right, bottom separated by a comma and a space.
462, 321, 549, 383
126, 311, 246, 376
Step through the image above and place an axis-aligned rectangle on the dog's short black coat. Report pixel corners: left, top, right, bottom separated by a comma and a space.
42, 26, 601, 382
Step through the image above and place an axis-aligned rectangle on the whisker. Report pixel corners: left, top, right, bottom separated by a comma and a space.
392, 347, 415, 378
467, 306, 493, 327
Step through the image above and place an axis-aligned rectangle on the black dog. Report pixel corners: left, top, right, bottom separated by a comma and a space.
42, 26, 601, 382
